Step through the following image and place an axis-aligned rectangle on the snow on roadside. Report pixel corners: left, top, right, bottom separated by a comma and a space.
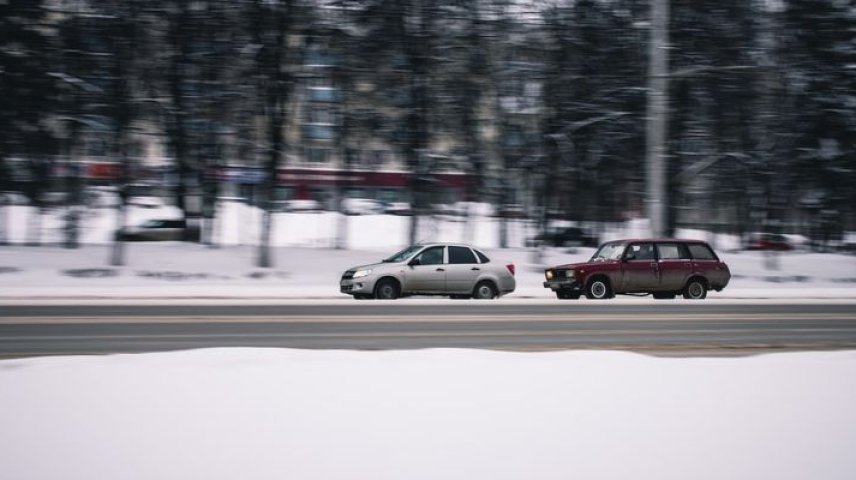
1, 348, 855, 480
1, 205, 855, 299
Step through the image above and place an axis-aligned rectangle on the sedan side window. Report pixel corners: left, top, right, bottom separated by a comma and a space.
474, 249, 490, 264
414, 246, 445, 266
448, 246, 477, 264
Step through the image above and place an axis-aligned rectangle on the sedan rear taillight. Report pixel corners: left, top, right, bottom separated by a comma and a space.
506, 263, 515, 276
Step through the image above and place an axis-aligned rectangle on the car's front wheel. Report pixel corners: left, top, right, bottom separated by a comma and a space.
374, 279, 400, 300
683, 278, 707, 300
585, 277, 612, 300
472, 281, 498, 300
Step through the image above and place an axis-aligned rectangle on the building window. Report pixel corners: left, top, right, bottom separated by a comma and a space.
304, 147, 332, 165
306, 107, 335, 125
303, 125, 335, 140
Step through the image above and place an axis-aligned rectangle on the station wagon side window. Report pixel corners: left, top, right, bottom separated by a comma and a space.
413, 246, 445, 266
657, 243, 690, 260
688, 243, 717, 260
625, 243, 655, 261
448, 246, 477, 264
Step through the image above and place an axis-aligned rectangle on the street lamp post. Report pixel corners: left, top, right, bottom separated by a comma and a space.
646, 0, 669, 237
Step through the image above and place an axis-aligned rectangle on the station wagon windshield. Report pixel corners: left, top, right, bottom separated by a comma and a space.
382, 245, 424, 263
591, 242, 626, 261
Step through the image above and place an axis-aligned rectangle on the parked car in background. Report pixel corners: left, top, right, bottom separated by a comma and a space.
116, 219, 199, 241
342, 198, 384, 215
746, 233, 793, 251
278, 199, 323, 213
384, 202, 412, 216
340, 243, 516, 300
495, 204, 527, 218
1, 192, 30, 205
543, 238, 730, 300
528, 226, 599, 248
127, 196, 166, 209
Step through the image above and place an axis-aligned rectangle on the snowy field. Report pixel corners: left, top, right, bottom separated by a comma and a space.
1, 203, 855, 300
1, 348, 855, 480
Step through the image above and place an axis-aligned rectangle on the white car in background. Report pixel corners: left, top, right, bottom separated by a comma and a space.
342, 198, 384, 215
279, 199, 323, 212
340, 243, 516, 300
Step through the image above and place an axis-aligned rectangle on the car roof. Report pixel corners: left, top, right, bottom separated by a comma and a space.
418, 243, 483, 249
602, 238, 711, 244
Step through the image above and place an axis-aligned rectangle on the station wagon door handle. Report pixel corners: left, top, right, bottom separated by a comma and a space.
471, 267, 480, 271
436, 268, 445, 272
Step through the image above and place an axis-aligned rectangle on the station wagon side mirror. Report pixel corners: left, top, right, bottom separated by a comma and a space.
623, 253, 635, 261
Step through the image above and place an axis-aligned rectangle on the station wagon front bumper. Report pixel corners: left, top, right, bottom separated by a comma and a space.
543, 279, 582, 293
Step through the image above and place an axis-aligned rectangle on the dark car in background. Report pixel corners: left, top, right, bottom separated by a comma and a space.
746, 233, 793, 251
116, 219, 199, 241
543, 238, 730, 300
528, 226, 599, 248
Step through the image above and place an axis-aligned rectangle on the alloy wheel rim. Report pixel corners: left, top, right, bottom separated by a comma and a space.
592, 282, 606, 298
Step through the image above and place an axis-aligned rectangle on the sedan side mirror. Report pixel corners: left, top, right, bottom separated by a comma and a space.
409, 258, 421, 267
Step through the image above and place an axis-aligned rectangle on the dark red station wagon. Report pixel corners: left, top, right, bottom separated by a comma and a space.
543, 239, 731, 300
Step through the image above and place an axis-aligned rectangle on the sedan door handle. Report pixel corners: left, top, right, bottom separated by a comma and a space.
471, 267, 480, 271
436, 268, 445, 272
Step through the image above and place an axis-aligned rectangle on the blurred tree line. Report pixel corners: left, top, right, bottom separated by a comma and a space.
0, 0, 854, 263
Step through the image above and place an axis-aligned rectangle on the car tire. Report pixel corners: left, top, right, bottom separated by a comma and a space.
472, 281, 498, 300
653, 293, 676, 300
585, 277, 612, 300
374, 279, 400, 300
683, 279, 707, 300
556, 290, 580, 300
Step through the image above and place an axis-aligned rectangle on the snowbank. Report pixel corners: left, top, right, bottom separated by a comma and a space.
1, 348, 855, 480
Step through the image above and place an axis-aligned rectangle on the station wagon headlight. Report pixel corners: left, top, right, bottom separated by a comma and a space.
353, 269, 372, 279
545, 270, 554, 280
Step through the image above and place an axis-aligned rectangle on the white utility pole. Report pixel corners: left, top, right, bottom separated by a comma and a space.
646, 0, 669, 237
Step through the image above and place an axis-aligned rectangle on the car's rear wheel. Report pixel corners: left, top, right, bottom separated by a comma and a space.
374, 279, 400, 300
556, 290, 580, 300
683, 279, 707, 300
472, 281, 498, 300
585, 277, 612, 300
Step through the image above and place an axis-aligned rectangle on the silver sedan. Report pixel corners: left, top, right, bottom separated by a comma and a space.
340, 244, 516, 300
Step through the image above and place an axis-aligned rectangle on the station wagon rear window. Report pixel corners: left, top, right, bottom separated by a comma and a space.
657, 243, 690, 260
688, 243, 717, 260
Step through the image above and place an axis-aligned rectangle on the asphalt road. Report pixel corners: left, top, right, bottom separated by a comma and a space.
2, 302, 856, 357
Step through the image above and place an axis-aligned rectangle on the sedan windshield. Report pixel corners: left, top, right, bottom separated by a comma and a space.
383, 245, 424, 263
591, 242, 626, 261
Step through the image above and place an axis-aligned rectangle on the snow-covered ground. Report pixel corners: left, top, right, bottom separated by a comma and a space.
0, 242, 855, 300
2, 205, 856, 479
1, 202, 855, 299
1, 348, 855, 480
